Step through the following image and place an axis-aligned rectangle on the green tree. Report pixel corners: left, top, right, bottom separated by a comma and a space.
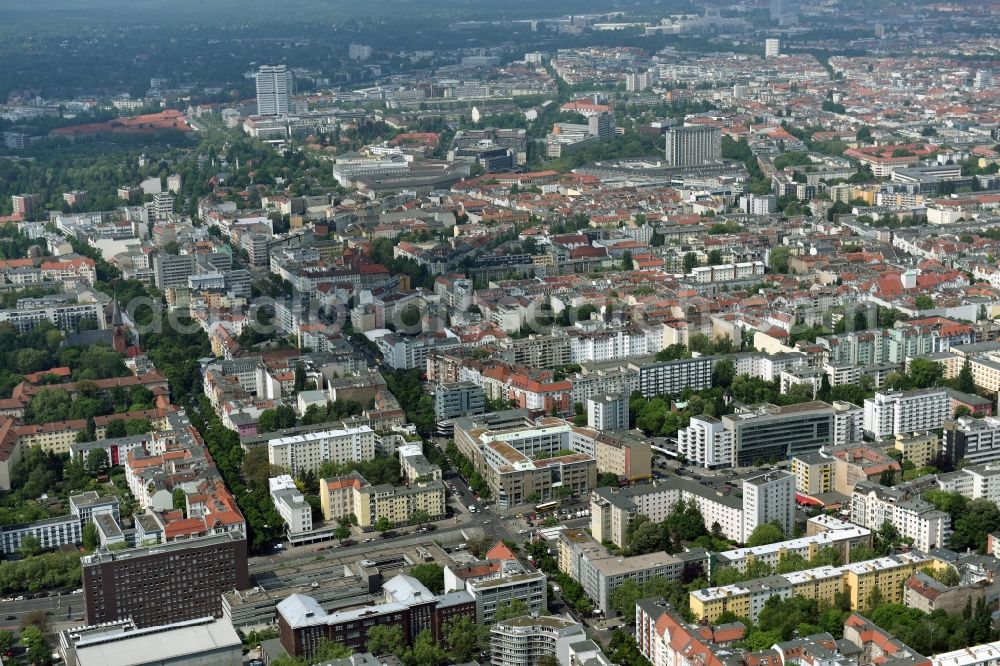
410, 563, 444, 594
769, 247, 791, 274
443, 616, 490, 662
957, 359, 976, 393
86, 448, 109, 474
0, 630, 12, 655
373, 516, 393, 533
683, 252, 698, 273
19, 535, 42, 558
82, 522, 99, 550
20, 625, 49, 666
313, 640, 353, 660
408, 509, 431, 527
747, 522, 785, 547
914, 294, 934, 309
366, 624, 405, 657
907, 358, 942, 388
404, 628, 446, 666
492, 599, 529, 621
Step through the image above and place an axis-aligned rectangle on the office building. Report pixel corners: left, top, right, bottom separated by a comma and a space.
434, 381, 485, 422
445, 543, 548, 623
256, 65, 292, 116
942, 416, 1000, 466
851, 480, 950, 551
722, 402, 836, 466
348, 44, 372, 60
587, 393, 628, 431
81, 531, 250, 628
863, 389, 950, 440
689, 551, 930, 623
453, 414, 603, 508
276, 575, 475, 660
153, 253, 196, 290
0, 514, 82, 555
677, 415, 733, 469
490, 616, 586, 666
765, 38, 781, 58
664, 125, 721, 167
267, 425, 376, 475
58, 616, 243, 666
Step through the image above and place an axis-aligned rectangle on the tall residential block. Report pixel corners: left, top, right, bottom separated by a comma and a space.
664, 125, 721, 167
256, 64, 292, 116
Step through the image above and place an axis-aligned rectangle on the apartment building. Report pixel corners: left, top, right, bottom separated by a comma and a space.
490, 616, 586, 666
317, 471, 444, 529
851, 480, 950, 551
893, 432, 940, 467
722, 402, 836, 466
587, 393, 628, 431
0, 299, 104, 334
935, 464, 1000, 505
791, 452, 834, 495
377, 333, 461, 370
742, 471, 795, 540
557, 528, 710, 614
590, 472, 794, 546
678, 415, 734, 469
636, 357, 713, 398
355, 481, 446, 529
636, 599, 749, 666
269, 475, 312, 538
863, 389, 950, 440
942, 416, 1000, 466
715, 516, 872, 572
567, 365, 640, 406
267, 425, 376, 475
689, 552, 931, 623
498, 334, 572, 369
594, 432, 652, 481
81, 531, 250, 628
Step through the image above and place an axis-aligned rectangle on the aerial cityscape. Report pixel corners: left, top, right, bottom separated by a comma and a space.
0, 0, 999, 664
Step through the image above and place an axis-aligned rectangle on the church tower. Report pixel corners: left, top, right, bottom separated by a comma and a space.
111, 291, 127, 354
